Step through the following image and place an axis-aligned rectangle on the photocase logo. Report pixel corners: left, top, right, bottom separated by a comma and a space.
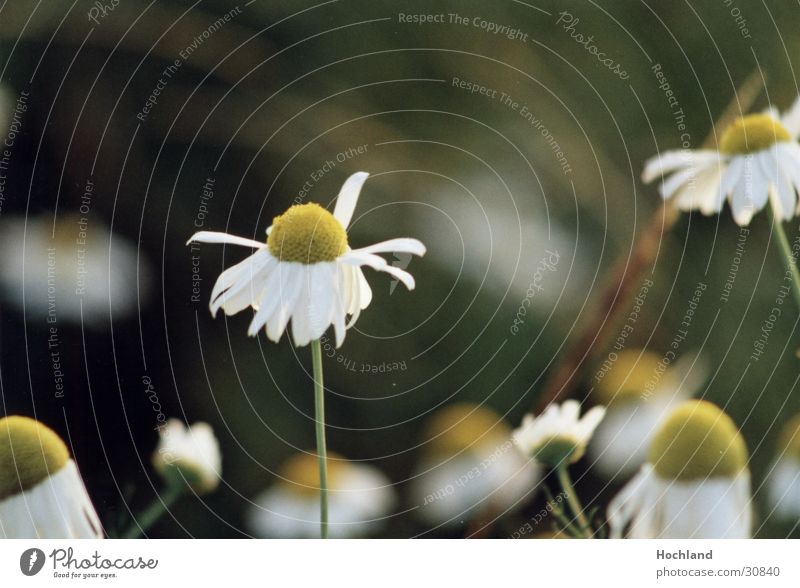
20, 548, 46, 576
389, 252, 413, 295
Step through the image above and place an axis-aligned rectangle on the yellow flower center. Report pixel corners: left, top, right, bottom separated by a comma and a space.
718, 113, 791, 155
778, 414, 800, 461
424, 403, 510, 455
0, 416, 69, 500
267, 203, 348, 264
595, 350, 664, 405
648, 400, 747, 481
278, 452, 347, 496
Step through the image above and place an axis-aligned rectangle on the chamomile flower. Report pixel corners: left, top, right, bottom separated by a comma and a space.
0, 215, 150, 325
588, 351, 707, 480
152, 419, 221, 494
608, 400, 751, 538
248, 452, 395, 538
766, 414, 800, 520
642, 97, 800, 225
412, 403, 541, 530
187, 172, 426, 347
513, 400, 606, 468
0, 416, 102, 538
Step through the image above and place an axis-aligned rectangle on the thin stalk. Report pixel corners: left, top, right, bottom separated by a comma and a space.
122, 484, 183, 538
311, 339, 329, 539
555, 465, 592, 538
769, 204, 800, 310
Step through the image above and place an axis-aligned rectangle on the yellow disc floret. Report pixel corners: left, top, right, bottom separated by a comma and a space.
595, 350, 663, 405
278, 451, 346, 496
267, 203, 348, 264
424, 403, 510, 455
777, 414, 800, 461
648, 400, 747, 481
719, 113, 791, 155
0, 416, 70, 500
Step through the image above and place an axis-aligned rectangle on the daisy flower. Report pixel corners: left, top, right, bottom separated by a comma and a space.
412, 403, 541, 531
607, 400, 751, 538
152, 419, 221, 494
513, 400, 606, 468
187, 172, 426, 347
0, 215, 150, 325
766, 414, 800, 520
642, 96, 800, 225
248, 452, 395, 538
588, 350, 707, 480
0, 416, 102, 538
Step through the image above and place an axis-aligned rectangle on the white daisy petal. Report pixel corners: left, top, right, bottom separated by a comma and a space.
642, 150, 720, 183
781, 95, 800, 138
333, 171, 370, 228
187, 231, 265, 249
352, 238, 427, 257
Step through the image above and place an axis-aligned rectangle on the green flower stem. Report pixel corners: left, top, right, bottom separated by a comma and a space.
311, 339, 329, 539
555, 465, 592, 538
769, 204, 800, 310
122, 484, 183, 538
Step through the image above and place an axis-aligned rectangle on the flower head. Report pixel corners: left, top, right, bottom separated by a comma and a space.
642, 97, 800, 225
767, 414, 800, 520
0, 416, 102, 538
412, 403, 541, 529
608, 400, 751, 538
513, 400, 606, 468
187, 172, 426, 347
588, 350, 707, 479
152, 419, 221, 494
248, 452, 395, 538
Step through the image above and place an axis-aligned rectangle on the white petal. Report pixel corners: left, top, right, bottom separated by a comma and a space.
719, 157, 743, 196
308, 264, 338, 340
211, 251, 276, 316
342, 251, 416, 290
781, 95, 800, 138
352, 238, 427, 257
642, 150, 721, 183
333, 172, 370, 228
187, 231, 265, 249
290, 268, 314, 347
659, 167, 697, 201
266, 265, 304, 342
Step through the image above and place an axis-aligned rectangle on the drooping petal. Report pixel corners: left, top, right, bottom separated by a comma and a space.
266, 265, 304, 342
210, 250, 276, 316
352, 238, 427, 257
187, 231, 265, 249
341, 251, 416, 290
333, 172, 370, 228
308, 263, 338, 341
642, 150, 721, 183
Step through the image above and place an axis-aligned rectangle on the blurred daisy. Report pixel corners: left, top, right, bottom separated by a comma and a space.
0, 215, 151, 325
152, 419, 221, 494
588, 350, 707, 480
0, 416, 102, 538
767, 414, 800, 520
248, 452, 395, 538
412, 403, 541, 530
608, 400, 751, 538
514, 400, 605, 468
642, 97, 800, 225
188, 172, 426, 347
